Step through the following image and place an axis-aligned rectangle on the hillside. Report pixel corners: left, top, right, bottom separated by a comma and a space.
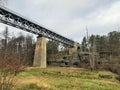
15, 67, 120, 90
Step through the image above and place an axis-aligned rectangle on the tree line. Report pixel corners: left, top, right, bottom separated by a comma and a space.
0, 27, 35, 66
0, 27, 119, 65
0, 27, 60, 66
82, 31, 120, 56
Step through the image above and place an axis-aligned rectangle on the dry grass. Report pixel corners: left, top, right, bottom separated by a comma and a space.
15, 67, 120, 90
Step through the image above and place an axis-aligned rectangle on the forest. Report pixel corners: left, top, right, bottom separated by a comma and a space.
0, 27, 120, 65
82, 31, 120, 56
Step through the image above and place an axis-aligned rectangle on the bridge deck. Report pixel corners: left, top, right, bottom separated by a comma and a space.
0, 5, 75, 47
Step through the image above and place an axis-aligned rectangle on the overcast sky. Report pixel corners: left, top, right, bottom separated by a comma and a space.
0, 0, 120, 43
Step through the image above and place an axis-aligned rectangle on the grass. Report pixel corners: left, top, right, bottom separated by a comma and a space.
15, 67, 120, 90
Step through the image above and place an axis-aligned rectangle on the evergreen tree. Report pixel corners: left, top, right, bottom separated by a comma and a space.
82, 37, 88, 51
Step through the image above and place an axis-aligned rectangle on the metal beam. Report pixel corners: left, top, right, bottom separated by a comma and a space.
0, 5, 75, 47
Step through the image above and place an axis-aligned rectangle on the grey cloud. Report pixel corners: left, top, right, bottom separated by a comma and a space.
1, 0, 120, 43
69, 0, 119, 19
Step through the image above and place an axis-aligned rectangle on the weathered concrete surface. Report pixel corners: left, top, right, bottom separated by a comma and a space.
69, 42, 78, 55
33, 35, 46, 68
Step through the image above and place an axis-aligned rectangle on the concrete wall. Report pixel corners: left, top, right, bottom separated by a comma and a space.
33, 35, 46, 68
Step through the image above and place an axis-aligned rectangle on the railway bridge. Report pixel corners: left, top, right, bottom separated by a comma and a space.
0, 6, 80, 68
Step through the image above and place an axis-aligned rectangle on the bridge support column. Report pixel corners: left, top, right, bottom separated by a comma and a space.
33, 35, 46, 68
69, 42, 78, 55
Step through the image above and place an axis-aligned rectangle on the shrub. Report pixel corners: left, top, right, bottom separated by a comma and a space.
98, 74, 112, 79
0, 54, 25, 90
18, 83, 51, 90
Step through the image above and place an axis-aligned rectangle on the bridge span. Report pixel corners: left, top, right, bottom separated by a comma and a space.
0, 5, 79, 68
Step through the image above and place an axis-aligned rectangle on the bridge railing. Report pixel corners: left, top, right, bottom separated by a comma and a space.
0, 5, 75, 47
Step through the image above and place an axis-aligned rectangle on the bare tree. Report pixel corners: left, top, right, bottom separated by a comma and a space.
0, 27, 10, 59
0, 28, 26, 90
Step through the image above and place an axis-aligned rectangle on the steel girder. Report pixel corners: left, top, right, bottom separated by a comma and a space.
0, 6, 75, 47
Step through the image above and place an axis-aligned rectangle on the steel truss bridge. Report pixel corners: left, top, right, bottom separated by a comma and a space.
0, 6, 75, 47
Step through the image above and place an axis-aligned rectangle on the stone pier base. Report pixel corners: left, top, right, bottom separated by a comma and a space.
33, 35, 46, 68
69, 42, 78, 55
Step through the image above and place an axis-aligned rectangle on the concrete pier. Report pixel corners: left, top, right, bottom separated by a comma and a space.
33, 35, 46, 68
69, 42, 78, 55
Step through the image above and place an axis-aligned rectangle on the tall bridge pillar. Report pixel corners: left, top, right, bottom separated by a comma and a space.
69, 42, 78, 55
33, 35, 46, 68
